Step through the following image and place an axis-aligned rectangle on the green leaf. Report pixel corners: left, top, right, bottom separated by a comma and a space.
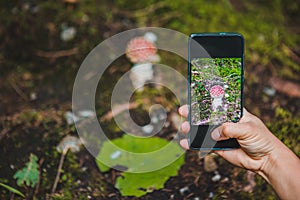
0, 183, 25, 198
13, 154, 40, 188
96, 134, 185, 196
96, 134, 184, 172
115, 153, 184, 197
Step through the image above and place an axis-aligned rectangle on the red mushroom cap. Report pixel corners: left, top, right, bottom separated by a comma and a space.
126, 37, 157, 63
210, 85, 224, 98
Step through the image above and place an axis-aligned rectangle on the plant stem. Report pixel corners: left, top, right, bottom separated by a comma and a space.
51, 148, 68, 193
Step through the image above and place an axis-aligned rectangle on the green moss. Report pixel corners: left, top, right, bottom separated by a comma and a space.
267, 107, 300, 156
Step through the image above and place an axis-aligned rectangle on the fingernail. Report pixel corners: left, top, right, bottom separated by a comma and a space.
181, 121, 189, 132
178, 107, 183, 114
211, 129, 221, 140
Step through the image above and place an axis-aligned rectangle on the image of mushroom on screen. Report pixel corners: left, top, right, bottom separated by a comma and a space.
190, 57, 242, 126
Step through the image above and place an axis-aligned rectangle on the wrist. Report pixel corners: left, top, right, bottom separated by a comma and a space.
257, 140, 285, 183
258, 139, 300, 199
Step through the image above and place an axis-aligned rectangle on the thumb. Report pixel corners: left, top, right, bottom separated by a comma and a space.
211, 122, 249, 141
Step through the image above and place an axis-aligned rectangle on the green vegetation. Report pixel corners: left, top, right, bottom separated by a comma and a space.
13, 154, 39, 188
96, 134, 184, 197
268, 108, 300, 156
191, 58, 242, 124
0, 183, 25, 198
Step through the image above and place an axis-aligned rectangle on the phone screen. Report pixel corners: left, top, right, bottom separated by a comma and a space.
188, 33, 244, 150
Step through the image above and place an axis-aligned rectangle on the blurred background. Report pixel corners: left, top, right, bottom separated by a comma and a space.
0, 0, 299, 199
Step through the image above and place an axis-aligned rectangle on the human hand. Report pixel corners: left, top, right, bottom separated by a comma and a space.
178, 105, 300, 199
178, 105, 281, 173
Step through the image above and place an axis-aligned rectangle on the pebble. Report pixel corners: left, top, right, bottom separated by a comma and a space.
142, 124, 154, 134
81, 167, 87, 172
212, 174, 221, 182
30, 92, 37, 101
151, 116, 159, 124
263, 87, 276, 96
209, 192, 214, 198
65, 111, 80, 124
179, 186, 189, 195
60, 26, 76, 41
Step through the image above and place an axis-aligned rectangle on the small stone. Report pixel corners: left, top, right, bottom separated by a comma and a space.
142, 124, 154, 134
30, 92, 37, 101
194, 197, 200, 200
151, 116, 159, 124
212, 174, 221, 182
65, 111, 80, 124
209, 192, 214, 198
60, 26, 76, 41
81, 167, 87, 172
87, 186, 92, 191
179, 186, 189, 195
263, 87, 276, 96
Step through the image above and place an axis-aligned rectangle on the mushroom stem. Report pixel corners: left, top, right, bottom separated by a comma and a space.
52, 147, 69, 194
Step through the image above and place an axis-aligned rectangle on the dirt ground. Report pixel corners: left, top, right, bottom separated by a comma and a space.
1, 1, 300, 199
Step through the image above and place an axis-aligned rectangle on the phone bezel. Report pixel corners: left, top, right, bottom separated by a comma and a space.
188, 32, 244, 150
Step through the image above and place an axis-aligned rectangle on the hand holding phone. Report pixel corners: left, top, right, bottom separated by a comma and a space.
188, 33, 244, 150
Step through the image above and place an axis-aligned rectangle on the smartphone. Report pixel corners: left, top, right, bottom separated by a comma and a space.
188, 33, 244, 150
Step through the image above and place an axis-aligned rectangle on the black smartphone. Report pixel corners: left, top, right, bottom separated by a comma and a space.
188, 33, 244, 150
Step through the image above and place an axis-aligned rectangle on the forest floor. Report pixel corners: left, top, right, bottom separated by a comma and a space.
1, 0, 300, 199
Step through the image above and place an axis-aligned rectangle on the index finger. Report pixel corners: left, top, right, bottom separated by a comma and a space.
178, 105, 188, 118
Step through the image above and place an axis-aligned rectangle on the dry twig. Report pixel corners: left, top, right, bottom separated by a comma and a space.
36, 48, 78, 58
